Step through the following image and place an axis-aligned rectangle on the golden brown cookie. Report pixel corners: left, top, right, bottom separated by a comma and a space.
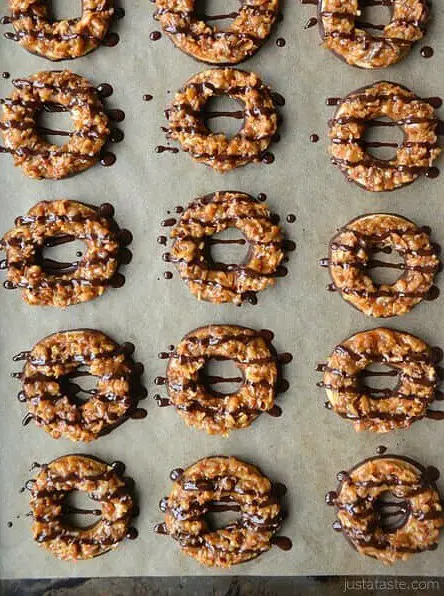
29, 455, 138, 561
168, 191, 286, 304
319, 327, 441, 432
1, 71, 110, 179
1, 200, 132, 307
319, 0, 430, 69
328, 81, 441, 192
7, 0, 114, 60
163, 325, 279, 435
326, 455, 444, 564
164, 68, 278, 172
323, 213, 440, 317
15, 329, 146, 442
154, 0, 280, 64
155, 456, 289, 567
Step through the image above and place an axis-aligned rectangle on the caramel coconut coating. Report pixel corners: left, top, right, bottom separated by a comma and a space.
322, 328, 438, 432
163, 456, 283, 567
30, 455, 136, 561
1, 70, 110, 179
165, 68, 278, 172
19, 329, 141, 442
154, 0, 280, 64
320, 0, 430, 69
328, 81, 441, 192
329, 456, 443, 564
327, 213, 440, 317
170, 191, 285, 304
166, 325, 278, 435
8, 0, 114, 60
1, 200, 128, 307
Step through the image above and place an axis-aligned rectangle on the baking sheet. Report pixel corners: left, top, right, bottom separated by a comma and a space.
1, 0, 444, 579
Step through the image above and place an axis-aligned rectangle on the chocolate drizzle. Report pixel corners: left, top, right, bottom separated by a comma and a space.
14, 333, 147, 439
163, 75, 282, 169
156, 458, 289, 562
1, 201, 132, 295
155, 328, 292, 424
2, 1, 121, 52
0, 76, 124, 174
321, 221, 441, 305
327, 89, 442, 183
158, 192, 295, 305
327, 456, 444, 558
318, 331, 444, 427
28, 455, 138, 553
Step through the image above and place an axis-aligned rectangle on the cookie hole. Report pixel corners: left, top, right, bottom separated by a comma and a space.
63, 490, 102, 530
207, 227, 248, 268
205, 500, 241, 531
363, 117, 404, 161
37, 109, 74, 146
47, 0, 82, 21
374, 490, 410, 533
368, 246, 404, 285
40, 236, 85, 275
66, 365, 97, 400
194, 0, 240, 30
361, 363, 398, 392
204, 96, 244, 138
201, 358, 243, 396
357, 4, 392, 32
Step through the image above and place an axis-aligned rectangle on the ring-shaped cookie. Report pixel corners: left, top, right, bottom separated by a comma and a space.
1, 71, 110, 179
165, 68, 278, 172
319, 0, 430, 69
8, 0, 114, 60
17, 329, 144, 442
326, 213, 440, 317
154, 0, 280, 64
161, 456, 284, 567
328, 81, 441, 192
29, 455, 137, 560
327, 455, 444, 564
170, 191, 285, 304
166, 325, 278, 435
1, 200, 131, 307
321, 328, 440, 432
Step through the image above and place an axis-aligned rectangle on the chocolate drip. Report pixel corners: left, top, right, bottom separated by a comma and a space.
154, 522, 168, 535
304, 17, 318, 29
271, 536, 292, 550
155, 145, 179, 154
107, 109, 125, 122
426, 410, 444, 420
170, 468, 184, 481
420, 46, 434, 58
96, 83, 113, 98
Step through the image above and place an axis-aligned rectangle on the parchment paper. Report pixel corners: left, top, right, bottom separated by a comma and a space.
1, 0, 444, 579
